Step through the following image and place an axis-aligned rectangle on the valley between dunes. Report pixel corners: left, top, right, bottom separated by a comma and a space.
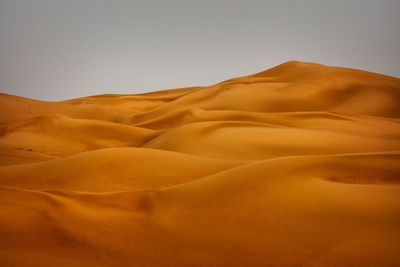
0, 61, 400, 266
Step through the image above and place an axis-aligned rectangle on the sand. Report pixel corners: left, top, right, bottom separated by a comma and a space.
0, 61, 399, 266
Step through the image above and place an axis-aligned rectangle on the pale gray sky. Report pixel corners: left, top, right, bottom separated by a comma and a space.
0, 0, 399, 100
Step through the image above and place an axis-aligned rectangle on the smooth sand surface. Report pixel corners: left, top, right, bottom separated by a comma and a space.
0, 61, 399, 266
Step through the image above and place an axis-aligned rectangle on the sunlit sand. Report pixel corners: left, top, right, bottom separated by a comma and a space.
1, 61, 399, 266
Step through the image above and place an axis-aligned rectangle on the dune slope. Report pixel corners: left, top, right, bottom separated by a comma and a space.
0, 61, 399, 266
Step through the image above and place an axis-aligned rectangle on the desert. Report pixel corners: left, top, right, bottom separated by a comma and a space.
0, 61, 399, 266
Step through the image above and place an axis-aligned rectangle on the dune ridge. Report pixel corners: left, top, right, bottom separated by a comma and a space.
0, 61, 399, 266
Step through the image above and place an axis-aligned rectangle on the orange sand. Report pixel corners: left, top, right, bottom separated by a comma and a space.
0, 61, 399, 266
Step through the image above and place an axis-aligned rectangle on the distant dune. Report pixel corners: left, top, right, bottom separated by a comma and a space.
0, 61, 399, 266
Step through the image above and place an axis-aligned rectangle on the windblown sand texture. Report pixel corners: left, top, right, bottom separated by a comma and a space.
1, 61, 400, 266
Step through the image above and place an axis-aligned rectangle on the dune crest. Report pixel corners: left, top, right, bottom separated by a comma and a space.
1, 61, 400, 266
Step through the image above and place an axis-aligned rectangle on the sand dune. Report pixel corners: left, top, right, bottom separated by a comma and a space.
0, 86, 201, 124
0, 61, 399, 266
0, 146, 57, 166
0, 115, 159, 156
143, 120, 400, 160
0, 148, 242, 192
125, 61, 400, 124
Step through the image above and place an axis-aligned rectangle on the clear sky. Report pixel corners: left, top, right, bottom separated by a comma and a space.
0, 0, 399, 100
